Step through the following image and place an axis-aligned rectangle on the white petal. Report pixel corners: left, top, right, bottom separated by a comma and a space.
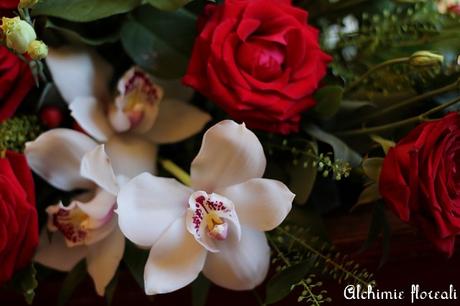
146, 99, 211, 144
202, 226, 270, 290
34, 230, 88, 272
25, 129, 97, 191
217, 178, 294, 231
46, 46, 113, 104
87, 227, 125, 296
81, 145, 119, 195
70, 97, 114, 142
76, 188, 116, 221
152, 77, 194, 102
191, 120, 266, 192
144, 217, 206, 295
105, 134, 158, 178
117, 173, 192, 247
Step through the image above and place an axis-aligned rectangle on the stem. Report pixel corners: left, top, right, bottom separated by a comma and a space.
275, 227, 372, 287
252, 290, 266, 306
343, 80, 459, 128
159, 159, 191, 186
267, 235, 321, 306
337, 96, 460, 137
344, 57, 409, 94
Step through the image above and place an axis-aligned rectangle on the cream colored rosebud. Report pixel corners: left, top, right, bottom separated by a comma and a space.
409, 51, 444, 67
27, 40, 48, 60
1, 17, 37, 54
19, 0, 40, 8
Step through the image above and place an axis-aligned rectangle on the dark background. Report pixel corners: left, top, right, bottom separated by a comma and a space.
2, 210, 460, 306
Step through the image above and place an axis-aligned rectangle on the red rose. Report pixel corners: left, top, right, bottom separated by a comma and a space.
379, 113, 460, 256
448, 5, 460, 15
0, 0, 18, 10
0, 150, 39, 284
183, 0, 331, 134
0, 46, 34, 122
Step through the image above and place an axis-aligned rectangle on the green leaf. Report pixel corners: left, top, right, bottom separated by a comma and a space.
121, 6, 196, 78
45, 19, 120, 46
352, 183, 381, 211
313, 85, 344, 119
58, 260, 87, 306
287, 141, 318, 205
124, 241, 149, 289
265, 260, 314, 305
146, 0, 192, 11
11, 264, 38, 305
192, 274, 210, 306
303, 123, 362, 167
371, 135, 395, 155
32, 0, 141, 22
362, 157, 384, 181
339, 100, 376, 112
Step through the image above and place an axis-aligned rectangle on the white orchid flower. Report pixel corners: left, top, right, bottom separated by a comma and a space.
25, 128, 156, 296
45, 46, 211, 146
116, 120, 295, 295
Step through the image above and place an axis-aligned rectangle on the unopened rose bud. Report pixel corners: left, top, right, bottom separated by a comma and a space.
409, 51, 444, 67
27, 40, 48, 60
1, 17, 36, 54
19, 0, 40, 8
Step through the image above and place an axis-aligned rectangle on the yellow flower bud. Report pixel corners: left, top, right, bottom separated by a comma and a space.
1, 17, 37, 54
409, 51, 444, 67
19, 0, 40, 8
27, 40, 48, 60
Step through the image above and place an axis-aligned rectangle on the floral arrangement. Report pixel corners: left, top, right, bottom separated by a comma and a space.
1, 0, 460, 305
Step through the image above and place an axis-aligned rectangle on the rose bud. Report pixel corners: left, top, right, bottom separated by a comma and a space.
27, 40, 48, 60
408, 51, 444, 67
1, 17, 36, 54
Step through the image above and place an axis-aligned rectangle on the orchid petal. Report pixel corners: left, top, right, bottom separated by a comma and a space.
25, 129, 97, 191
87, 227, 125, 296
34, 230, 88, 272
46, 46, 113, 104
117, 173, 192, 247
81, 145, 119, 195
146, 99, 211, 144
105, 134, 158, 178
75, 189, 116, 221
217, 178, 294, 231
202, 226, 270, 290
69, 97, 114, 142
144, 217, 206, 295
191, 120, 266, 192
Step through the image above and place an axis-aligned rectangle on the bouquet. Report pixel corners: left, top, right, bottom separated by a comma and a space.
1, 0, 460, 305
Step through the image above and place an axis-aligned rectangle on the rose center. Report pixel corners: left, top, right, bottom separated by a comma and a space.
186, 191, 241, 252
236, 39, 286, 82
